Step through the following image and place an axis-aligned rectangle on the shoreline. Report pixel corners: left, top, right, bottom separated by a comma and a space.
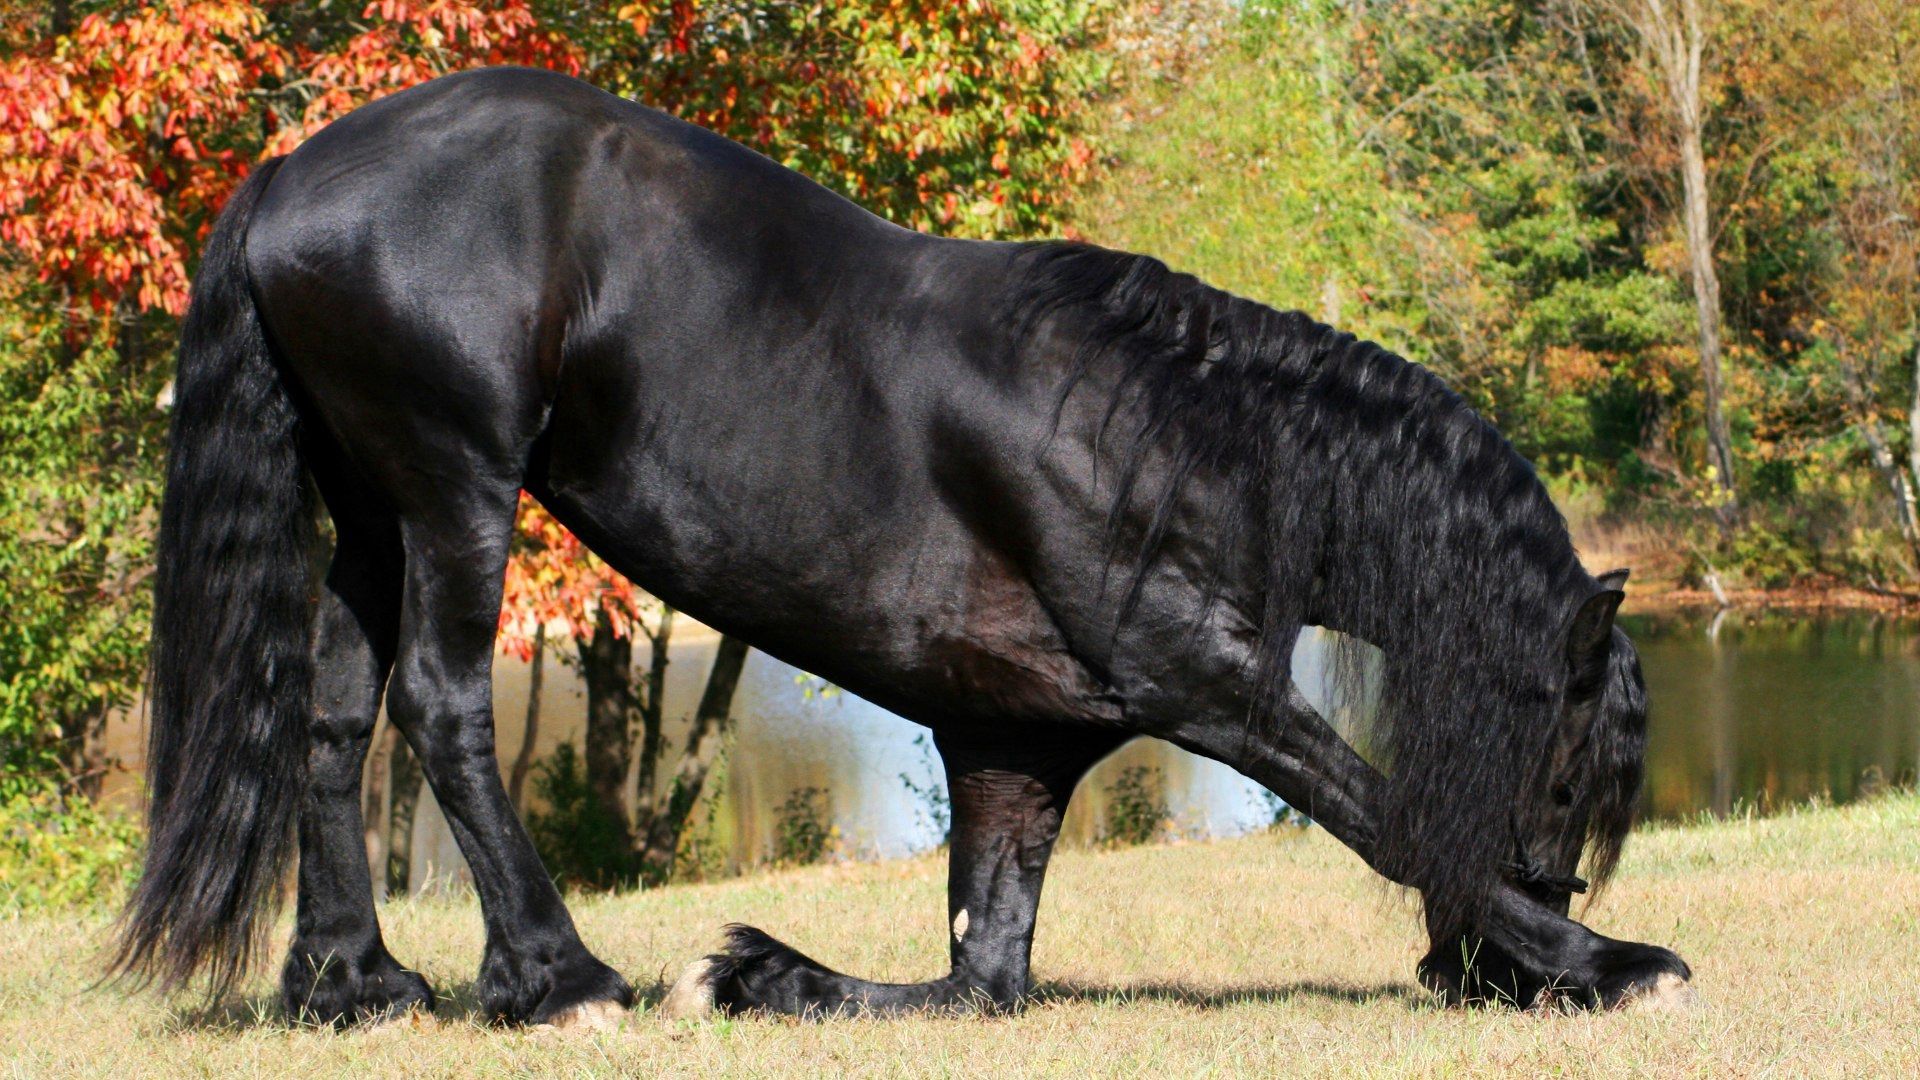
1623, 581, 1920, 617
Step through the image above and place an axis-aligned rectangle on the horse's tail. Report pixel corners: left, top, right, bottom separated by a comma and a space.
111, 156, 310, 998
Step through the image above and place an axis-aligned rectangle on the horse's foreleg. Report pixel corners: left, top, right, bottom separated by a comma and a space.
383, 489, 632, 1028
1174, 688, 1692, 1009
282, 482, 433, 1025
661, 728, 1121, 1018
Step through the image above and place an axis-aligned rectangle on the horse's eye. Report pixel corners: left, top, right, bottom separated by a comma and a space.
1552, 782, 1575, 806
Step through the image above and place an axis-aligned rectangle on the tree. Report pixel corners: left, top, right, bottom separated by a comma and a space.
0, 2, 1109, 854
1791, 0, 1920, 572
1613, 0, 1739, 520
496, 495, 749, 887
1343, 0, 1695, 481
0, 2, 280, 796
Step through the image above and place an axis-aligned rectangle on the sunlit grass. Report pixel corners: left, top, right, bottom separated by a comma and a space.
3, 792, 1914, 1077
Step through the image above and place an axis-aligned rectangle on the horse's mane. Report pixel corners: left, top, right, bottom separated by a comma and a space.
1011, 241, 1627, 936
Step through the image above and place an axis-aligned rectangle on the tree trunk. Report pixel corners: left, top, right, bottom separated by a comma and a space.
507, 623, 546, 815
578, 607, 635, 852
363, 718, 396, 894
385, 735, 422, 896
1909, 339, 1920, 520
629, 608, 674, 845
1634, 0, 1738, 520
637, 635, 751, 884
1842, 352, 1920, 570
1679, 105, 1737, 518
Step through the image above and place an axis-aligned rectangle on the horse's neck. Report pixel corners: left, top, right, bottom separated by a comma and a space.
1284, 405, 1581, 660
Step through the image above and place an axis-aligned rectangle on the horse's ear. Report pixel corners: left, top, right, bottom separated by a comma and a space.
1565, 585, 1624, 694
1596, 567, 1630, 591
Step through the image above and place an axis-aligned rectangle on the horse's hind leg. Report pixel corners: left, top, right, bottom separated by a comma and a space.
664, 728, 1122, 1018
282, 469, 432, 1025
379, 484, 634, 1027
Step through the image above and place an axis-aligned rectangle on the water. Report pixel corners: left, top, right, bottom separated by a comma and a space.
101, 613, 1920, 886
1623, 612, 1920, 818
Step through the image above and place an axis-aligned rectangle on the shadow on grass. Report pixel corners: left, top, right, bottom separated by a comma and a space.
162, 993, 305, 1033
1032, 979, 1427, 1011
157, 974, 1426, 1031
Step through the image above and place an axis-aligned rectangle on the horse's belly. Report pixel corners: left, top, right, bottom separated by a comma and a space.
537, 448, 1121, 732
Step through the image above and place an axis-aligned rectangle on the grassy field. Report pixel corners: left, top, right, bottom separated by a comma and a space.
2, 793, 1915, 1077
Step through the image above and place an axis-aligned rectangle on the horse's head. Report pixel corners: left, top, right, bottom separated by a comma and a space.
1511, 568, 1648, 915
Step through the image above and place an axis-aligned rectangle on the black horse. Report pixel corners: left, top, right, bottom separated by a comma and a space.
113, 67, 1691, 1026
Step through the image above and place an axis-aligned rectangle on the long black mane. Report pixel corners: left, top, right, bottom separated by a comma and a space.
1012, 242, 1624, 936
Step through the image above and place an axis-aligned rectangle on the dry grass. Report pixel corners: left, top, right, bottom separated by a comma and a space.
3, 794, 1916, 1078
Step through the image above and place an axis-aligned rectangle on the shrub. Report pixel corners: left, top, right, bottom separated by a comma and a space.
1102, 765, 1171, 847
524, 743, 636, 891
771, 786, 837, 867
0, 790, 142, 913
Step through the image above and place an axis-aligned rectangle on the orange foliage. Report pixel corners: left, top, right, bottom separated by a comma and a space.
264, 1, 583, 157
498, 494, 646, 661
0, 1, 1103, 650
0, 1, 277, 314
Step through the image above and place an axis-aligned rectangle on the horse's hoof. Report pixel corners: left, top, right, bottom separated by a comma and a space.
479, 947, 635, 1026
535, 998, 630, 1032
657, 957, 722, 1020
281, 942, 437, 1027
1589, 941, 1693, 1010
1618, 971, 1698, 1012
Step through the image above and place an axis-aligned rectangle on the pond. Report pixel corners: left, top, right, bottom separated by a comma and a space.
100, 611, 1920, 886
1624, 612, 1920, 818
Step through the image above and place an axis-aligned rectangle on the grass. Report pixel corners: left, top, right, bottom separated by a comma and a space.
2, 793, 1916, 1077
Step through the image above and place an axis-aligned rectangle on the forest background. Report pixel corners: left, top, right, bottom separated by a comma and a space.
2, 0, 1915, 901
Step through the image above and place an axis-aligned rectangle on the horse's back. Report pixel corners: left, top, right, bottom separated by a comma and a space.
243, 66, 918, 500
238, 68, 1122, 731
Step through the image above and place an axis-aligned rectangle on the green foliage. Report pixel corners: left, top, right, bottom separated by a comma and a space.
0, 285, 166, 799
667, 739, 734, 884
1684, 496, 1910, 590
0, 790, 142, 913
1101, 765, 1169, 847
525, 743, 638, 891
897, 732, 951, 847
1078, 0, 1413, 342
771, 786, 837, 867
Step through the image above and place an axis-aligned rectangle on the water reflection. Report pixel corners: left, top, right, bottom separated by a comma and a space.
1624, 612, 1920, 818
99, 613, 1920, 887
389, 613, 1920, 884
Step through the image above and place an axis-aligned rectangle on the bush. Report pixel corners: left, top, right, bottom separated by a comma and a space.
1102, 765, 1171, 847
1681, 493, 1914, 590
771, 787, 837, 867
525, 743, 636, 892
0, 790, 142, 913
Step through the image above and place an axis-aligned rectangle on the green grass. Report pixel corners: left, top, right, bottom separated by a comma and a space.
3, 793, 1915, 1077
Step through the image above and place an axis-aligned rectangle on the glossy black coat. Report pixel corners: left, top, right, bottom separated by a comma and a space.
118, 67, 1689, 1023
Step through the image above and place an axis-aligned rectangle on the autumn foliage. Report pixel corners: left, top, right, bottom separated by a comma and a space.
0, 2, 270, 314
0, 0, 1106, 661
0, 1, 1109, 796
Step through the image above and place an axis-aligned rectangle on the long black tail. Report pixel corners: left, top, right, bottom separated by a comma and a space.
111, 156, 310, 998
